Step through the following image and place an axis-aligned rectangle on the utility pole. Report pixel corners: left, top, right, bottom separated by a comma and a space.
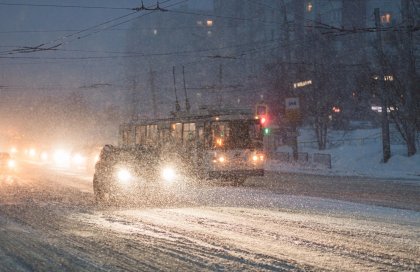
401, 0, 417, 156
281, 0, 299, 161
149, 69, 157, 118
218, 64, 223, 108
374, 8, 391, 163
172, 66, 181, 113
130, 78, 139, 121
182, 66, 191, 113
281, 0, 291, 64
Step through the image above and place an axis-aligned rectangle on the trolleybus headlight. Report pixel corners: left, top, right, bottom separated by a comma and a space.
162, 167, 176, 182
117, 168, 132, 184
213, 156, 226, 163
252, 154, 265, 162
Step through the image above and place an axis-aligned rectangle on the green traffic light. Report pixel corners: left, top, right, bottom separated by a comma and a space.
263, 128, 271, 135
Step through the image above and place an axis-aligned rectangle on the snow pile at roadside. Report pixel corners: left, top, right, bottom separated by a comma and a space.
268, 128, 420, 180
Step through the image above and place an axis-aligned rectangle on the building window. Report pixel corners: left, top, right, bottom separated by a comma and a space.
206, 19, 213, 27
153, 29, 158, 35
381, 13, 392, 24
307, 2, 313, 12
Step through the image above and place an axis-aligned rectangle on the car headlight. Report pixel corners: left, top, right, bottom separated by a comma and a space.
72, 154, 86, 166
161, 167, 176, 183
7, 159, 16, 169
117, 168, 132, 184
40, 152, 49, 161
53, 150, 71, 166
213, 156, 226, 163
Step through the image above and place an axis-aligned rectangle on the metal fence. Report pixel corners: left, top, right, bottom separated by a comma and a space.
269, 152, 332, 169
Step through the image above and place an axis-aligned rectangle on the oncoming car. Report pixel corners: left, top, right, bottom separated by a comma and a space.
93, 108, 265, 204
0, 152, 17, 172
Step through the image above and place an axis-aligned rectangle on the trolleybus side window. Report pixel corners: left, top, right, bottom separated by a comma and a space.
122, 127, 134, 145
171, 123, 183, 144
183, 123, 196, 143
135, 126, 147, 145
147, 125, 158, 144
204, 122, 212, 148
159, 127, 171, 143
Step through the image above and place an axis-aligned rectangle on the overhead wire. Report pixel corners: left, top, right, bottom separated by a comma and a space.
0, 0, 178, 55
0, 2, 132, 10
1, 0, 415, 93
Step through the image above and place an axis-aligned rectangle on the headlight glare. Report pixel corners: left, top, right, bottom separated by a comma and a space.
7, 160, 16, 169
162, 167, 176, 182
117, 169, 132, 183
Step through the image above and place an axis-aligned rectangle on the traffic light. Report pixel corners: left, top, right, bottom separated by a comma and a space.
260, 116, 267, 126
256, 103, 268, 117
263, 127, 271, 136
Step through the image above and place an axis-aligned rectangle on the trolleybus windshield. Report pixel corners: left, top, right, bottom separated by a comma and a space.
210, 120, 262, 149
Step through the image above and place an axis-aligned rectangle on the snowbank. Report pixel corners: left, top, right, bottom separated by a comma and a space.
268, 128, 420, 181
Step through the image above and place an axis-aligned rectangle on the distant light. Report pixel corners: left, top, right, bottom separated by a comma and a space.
207, 30, 212, 36
8, 159, 16, 169
41, 152, 48, 161
29, 148, 36, 158
381, 13, 392, 24
307, 2, 313, 12
10, 147, 17, 154
384, 75, 394, 81
153, 29, 158, 35
332, 106, 341, 113
206, 19, 213, 27
371, 106, 382, 113
293, 80, 312, 89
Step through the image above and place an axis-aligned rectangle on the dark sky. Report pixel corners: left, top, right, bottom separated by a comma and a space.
0, 0, 213, 97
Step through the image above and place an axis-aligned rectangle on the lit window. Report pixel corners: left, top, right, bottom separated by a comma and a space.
207, 30, 212, 36
206, 19, 213, 27
381, 13, 391, 24
153, 29, 158, 35
197, 20, 203, 26
307, 2, 313, 12
384, 75, 394, 81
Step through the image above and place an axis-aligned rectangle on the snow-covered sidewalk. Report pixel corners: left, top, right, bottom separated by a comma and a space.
268, 128, 420, 181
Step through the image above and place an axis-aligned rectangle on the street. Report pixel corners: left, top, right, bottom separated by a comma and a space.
0, 162, 419, 271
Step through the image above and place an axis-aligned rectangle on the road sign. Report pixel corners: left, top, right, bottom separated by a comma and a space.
285, 97, 300, 110
285, 97, 301, 123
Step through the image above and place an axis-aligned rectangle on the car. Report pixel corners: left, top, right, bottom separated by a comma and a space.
0, 152, 16, 171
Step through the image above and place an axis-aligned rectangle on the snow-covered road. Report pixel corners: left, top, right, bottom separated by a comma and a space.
0, 162, 419, 271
